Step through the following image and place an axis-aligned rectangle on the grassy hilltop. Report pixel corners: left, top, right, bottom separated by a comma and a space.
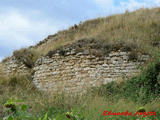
4, 7, 160, 68
1, 8, 160, 119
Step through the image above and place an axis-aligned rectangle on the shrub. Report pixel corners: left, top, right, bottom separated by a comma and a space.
124, 60, 160, 103
92, 53, 160, 104
13, 48, 40, 68
93, 81, 123, 97
128, 51, 138, 61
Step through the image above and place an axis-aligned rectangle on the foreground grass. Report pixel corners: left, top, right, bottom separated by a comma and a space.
1, 56, 160, 119
1, 95, 160, 120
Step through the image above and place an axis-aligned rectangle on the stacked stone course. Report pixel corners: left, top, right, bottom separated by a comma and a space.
1, 56, 29, 75
33, 50, 149, 94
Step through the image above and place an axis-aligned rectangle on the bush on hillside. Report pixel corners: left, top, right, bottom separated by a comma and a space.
93, 54, 160, 104
124, 59, 160, 103
13, 48, 40, 68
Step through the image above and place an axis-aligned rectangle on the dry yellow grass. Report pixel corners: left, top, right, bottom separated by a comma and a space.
34, 7, 160, 57
9, 7, 160, 68
0, 72, 160, 119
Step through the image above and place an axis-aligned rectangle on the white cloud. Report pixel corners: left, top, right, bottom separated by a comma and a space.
0, 11, 30, 30
0, 10, 32, 47
0, 9, 61, 47
94, 0, 160, 14
120, 0, 157, 11
155, 0, 160, 5
0, 8, 70, 59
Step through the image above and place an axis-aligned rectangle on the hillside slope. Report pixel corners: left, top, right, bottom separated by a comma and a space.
34, 7, 160, 56
1, 8, 160, 67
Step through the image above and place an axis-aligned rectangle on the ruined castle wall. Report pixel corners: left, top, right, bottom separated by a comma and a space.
1, 56, 29, 75
33, 50, 149, 94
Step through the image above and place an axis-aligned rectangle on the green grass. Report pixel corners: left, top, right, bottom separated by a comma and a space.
1, 55, 160, 119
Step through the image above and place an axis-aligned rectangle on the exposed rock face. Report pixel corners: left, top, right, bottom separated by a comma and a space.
33, 50, 149, 94
1, 56, 29, 75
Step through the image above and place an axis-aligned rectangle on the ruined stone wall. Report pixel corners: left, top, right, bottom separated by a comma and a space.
0, 37, 150, 95
33, 50, 149, 94
1, 56, 29, 75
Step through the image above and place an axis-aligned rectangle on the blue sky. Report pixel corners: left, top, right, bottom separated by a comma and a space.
0, 0, 160, 61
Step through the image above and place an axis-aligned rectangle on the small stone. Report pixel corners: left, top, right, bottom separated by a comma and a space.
83, 50, 89, 55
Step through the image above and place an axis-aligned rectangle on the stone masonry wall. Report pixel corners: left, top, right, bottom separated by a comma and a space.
1, 56, 29, 75
33, 50, 149, 94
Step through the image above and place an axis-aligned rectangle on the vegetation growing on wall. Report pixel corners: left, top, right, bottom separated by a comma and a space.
13, 48, 40, 68
93, 57, 160, 104
35, 8, 160, 57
